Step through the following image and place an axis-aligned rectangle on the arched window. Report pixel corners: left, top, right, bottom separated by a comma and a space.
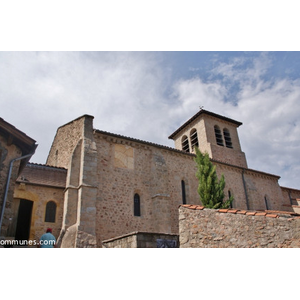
214, 125, 224, 146
181, 180, 187, 204
45, 201, 57, 223
134, 193, 141, 216
181, 135, 190, 153
223, 128, 233, 148
190, 129, 199, 151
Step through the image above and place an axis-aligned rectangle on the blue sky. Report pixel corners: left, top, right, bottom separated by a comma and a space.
1, 51, 300, 189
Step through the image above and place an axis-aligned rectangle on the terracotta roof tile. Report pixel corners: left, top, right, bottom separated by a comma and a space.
227, 209, 238, 214
218, 209, 229, 213
195, 206, 205, 210
266, 210, 297, 216
180, 205, 300, 220
265, 214, 278, 218
181, 205, 193, 208
255, 212, 267, 216
246, 212, 256, 216
189, 205, 198, 210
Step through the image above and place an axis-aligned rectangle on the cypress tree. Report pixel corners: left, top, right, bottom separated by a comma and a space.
194, 147, 233, 209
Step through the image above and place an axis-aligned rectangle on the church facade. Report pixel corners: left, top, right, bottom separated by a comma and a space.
1, 109, 300, 247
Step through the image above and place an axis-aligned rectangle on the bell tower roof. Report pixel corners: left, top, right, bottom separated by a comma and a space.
168, 109, 242, 140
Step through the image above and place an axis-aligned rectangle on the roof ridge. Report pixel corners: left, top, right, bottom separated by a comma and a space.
27, 162, 67, 170
168, 109, 243, 139
94, 129, 196, 156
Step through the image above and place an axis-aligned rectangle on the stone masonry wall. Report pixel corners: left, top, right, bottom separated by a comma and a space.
179, 205, 300, 248
48, 115, 98, 247
46, 115, 92, 168
94, 130, 293, 246
102, 232, 178, 248
281, 187, 300, 213
94, 131, 201, 245
214, 162, 290, 211
0, 135, 22, 236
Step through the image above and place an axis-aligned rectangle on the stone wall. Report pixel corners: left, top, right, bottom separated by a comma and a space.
102, 232, 178, 248
179, 205, 300, 248
214, 162, 290, 211
46, 115, 93, 168
94, 131, 201, 245
94, 128, 291, 246
73, 126, 295, 246
47, 115, 98, 247
0, 135, 22, 236
281, 187, 300, 213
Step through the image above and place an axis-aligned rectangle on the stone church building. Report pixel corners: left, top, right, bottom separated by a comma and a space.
1, 109, 300, 247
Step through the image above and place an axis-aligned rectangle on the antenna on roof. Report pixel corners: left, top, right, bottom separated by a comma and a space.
199, 106, 204, 110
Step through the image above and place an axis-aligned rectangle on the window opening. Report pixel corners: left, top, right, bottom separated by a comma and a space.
181, 135, 190, 153
45, 201, 57, 223
223, 129, 233, 148
228, 190, 233, 208
264, 196, 270, 210
134, 193, 141, 216
181, 180, 187, 204
214, 126, 224, 146
190, 129, 199, 150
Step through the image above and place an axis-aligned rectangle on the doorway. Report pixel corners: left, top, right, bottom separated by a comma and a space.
15, 199, 33, 241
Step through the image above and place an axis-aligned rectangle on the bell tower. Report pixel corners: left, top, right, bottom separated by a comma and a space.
168, 109, 248, 168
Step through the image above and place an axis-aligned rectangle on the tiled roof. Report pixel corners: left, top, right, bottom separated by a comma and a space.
180, 204, 300, 220
95, 127, 282, 180
0, 117, 38, 174
94, 129, 196, 157
168, 109, 243, 139
16, 163, 67, 188
0, 117, 37, 154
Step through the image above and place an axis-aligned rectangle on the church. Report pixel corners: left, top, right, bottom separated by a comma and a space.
1, 109, 299, 247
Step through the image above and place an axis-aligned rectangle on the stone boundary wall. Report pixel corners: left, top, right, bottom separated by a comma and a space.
179, 205, 300, 248
102, 232, 179, 248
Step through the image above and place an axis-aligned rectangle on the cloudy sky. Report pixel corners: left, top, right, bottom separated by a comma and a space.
1, 51, 300, 189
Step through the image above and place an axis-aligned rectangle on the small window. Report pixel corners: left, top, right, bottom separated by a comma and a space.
134, 193, 141, 216
214, 126, 224, 146
181, 180, 187, 205
264, 195, 271, 210
181, 135, 190, 153
45, 201, 57, 223
223, 129, 233, 148
190, 129, 199, 151
228, 190, 233, 208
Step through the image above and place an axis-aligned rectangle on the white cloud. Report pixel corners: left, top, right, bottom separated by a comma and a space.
0, 52, 173, 162
169, 77, 229, 124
